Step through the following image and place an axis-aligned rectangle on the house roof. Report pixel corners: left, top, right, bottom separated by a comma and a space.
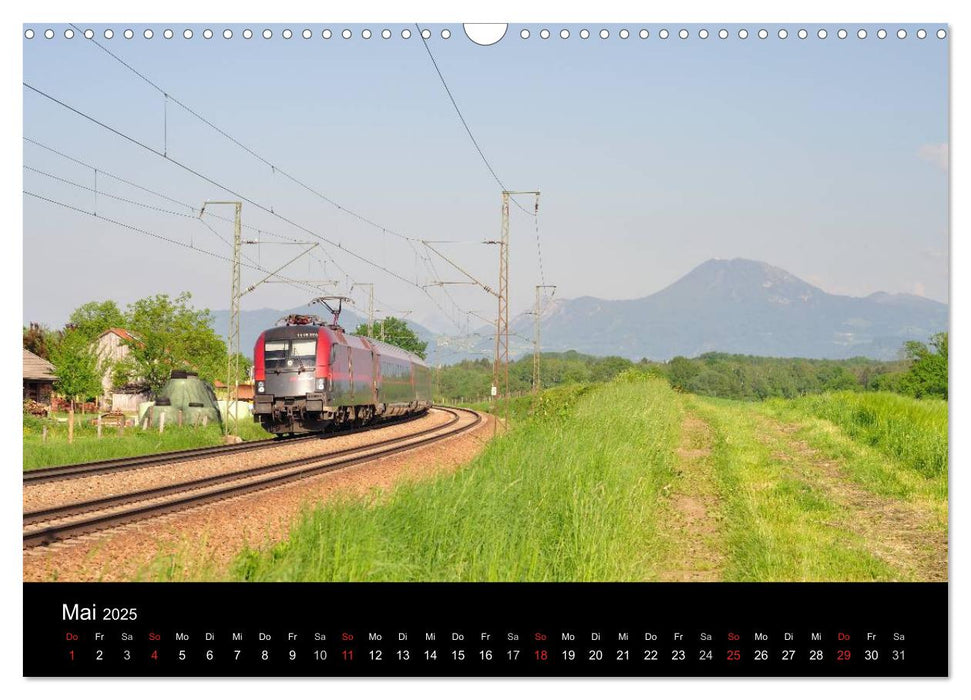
100, 327, 137, 342
23, 349, 56, 381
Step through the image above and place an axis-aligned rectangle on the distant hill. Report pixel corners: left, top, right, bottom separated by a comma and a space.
510, 258, 948, 361
215, 259, 948, 363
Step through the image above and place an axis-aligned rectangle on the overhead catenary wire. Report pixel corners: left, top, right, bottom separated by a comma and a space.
25, 82, 474, 336
533, 194, 546, 287
415, 24, 532, 217
69, 24, 427, 246
415, 28, 550, 309
26, 157, 401, 315
54, 35, 550, 338
24, 159, 295, 278
24, 136, 312, 254
25, 62, 500, 338
26, 190, 328, 299
23, 82, 439, 298
25, 165, 196, 220
24, 190, 324, 298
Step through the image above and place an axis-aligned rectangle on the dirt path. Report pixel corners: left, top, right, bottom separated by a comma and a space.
656, 407, 725, 581
753, 414, 947, 582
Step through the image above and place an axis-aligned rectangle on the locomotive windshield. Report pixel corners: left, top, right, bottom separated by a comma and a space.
264, 340, 288, 369
291, 339, 317, 362
264, 338, 317, 370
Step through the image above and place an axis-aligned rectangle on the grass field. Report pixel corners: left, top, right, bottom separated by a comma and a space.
233, 376, 681, 581
225, 376, 947, 583
22, 412, 271, 471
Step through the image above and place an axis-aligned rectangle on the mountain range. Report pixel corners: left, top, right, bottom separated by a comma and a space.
219, 259, 948, 364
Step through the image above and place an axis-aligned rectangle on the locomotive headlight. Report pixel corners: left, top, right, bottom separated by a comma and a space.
257, 381, 265, 393
316, 378, 325, 391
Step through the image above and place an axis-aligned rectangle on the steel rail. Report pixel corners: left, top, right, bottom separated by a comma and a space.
23, 411, 428, 484
23, 407, 481, 548
24, 409, 461, 526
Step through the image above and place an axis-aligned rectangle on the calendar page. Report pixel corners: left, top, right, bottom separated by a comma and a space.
20, 13, 949, 679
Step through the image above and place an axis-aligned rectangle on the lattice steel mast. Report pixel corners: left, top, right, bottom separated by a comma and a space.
352, 282, 375, 337
492, 191, 540, 434
200, 200, 243, 436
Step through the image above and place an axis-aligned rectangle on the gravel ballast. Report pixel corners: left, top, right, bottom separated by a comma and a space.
23, 410, 492, 582
24, 410, 453, 513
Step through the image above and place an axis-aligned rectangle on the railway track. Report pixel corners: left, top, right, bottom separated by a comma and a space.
24, 406, 481, 549
22, 410, 428, 484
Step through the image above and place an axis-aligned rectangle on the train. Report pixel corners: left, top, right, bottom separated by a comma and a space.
252, 310, 433, 435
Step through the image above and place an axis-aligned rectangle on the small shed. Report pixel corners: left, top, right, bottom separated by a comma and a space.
23, 349, 56, 404
111, 386, 151, 413
214, 381, 255, 402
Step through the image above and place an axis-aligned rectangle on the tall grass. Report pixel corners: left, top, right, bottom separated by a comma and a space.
772, 392, 948, 478
231, 377, 681, 582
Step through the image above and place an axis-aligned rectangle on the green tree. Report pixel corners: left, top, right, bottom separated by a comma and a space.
870, 371, 905, 393
821, 366, 860, 392
666, 356, 699, 391
900, 332, 948, 399
115, 292, 236, 394
68, 300, 126, 341
49, 329, 102, 406
355, 316, 428, 359
590, 356, 633, 382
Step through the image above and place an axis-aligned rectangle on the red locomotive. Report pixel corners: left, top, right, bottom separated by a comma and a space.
252, 299, 432, 435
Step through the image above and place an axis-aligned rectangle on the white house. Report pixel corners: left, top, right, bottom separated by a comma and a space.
95, 328, 149, 411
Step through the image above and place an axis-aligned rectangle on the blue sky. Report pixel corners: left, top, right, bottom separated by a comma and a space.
22, 23, 948, 333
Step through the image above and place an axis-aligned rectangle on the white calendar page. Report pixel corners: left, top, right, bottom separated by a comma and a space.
6, 0, 967, 697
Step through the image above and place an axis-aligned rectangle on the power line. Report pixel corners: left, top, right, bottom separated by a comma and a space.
415, 27, 550, 298
25, 165, 195, 219
24, 157, 284, 274
24, 190, 330, 301
196, 214, 245, 255
413, 242, 470, 331
70, 24, 424, 245
415, 24, 534, 219
26, 137, 193, 212
415, 25, 505, 193
25, 136, 311, 247
23, 81, 429, 293
24, 85, 473, 336
25, 153, 397, 309
25, 190, 302, 292
24, 161, 204, 239
533, 194, 546, 287
36, 38, 534, 337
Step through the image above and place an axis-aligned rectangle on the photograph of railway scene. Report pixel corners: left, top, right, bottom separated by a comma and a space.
22, 24, 948, 584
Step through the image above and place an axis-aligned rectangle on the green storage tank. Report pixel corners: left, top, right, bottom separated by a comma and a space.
139, 371, 223, 428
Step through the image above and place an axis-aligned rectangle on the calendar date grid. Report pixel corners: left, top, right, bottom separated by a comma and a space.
58, 626, 910, 672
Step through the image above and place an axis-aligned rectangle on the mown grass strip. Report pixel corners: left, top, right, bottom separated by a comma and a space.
230, 377, 681, 582
753, 399, 947, 523
688, 396, 898, 581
